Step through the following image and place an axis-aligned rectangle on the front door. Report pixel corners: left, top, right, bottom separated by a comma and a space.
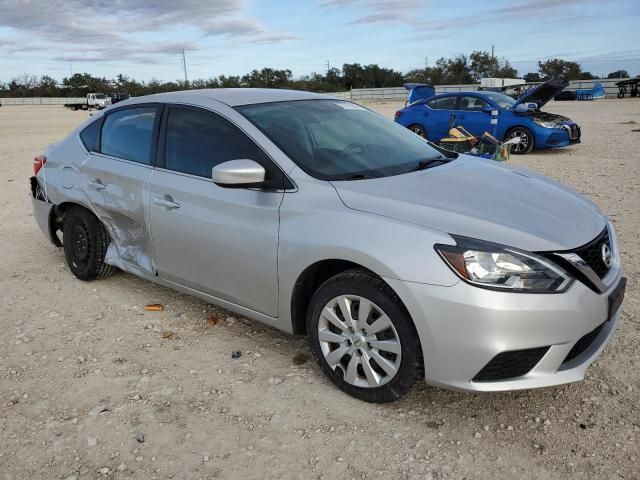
148, 105, 284, 317
82, 105, 160, 275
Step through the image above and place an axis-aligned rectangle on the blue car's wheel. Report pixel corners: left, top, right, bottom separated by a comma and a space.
505, 127, 534, 154
408, 124, 426, 138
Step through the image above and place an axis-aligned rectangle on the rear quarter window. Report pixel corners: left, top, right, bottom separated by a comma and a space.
79, 119, 101, 151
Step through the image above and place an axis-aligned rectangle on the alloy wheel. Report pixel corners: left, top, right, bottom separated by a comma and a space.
317, 295, 402, 388
508, 130, 529, 153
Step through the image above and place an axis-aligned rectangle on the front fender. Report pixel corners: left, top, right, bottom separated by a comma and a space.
275, 179, 459, 331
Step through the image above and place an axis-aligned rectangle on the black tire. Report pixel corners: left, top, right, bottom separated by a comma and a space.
306, 269, 423, 403
505, 126, 535, 154
408, 124, 427, 138
63, 206, 116, 281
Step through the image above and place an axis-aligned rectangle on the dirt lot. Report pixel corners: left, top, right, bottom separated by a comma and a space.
1, 99, 639, 480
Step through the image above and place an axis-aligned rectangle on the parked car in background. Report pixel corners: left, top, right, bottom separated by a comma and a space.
111, 92, 130, 104
64, 93, 112, 111
395, 77, 581, 154
30, 89, 623, 402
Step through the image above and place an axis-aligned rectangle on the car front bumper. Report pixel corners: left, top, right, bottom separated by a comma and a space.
385, 270, 623, 393
537, 123, 581, 148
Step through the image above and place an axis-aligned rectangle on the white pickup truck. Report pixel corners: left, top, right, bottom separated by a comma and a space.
64, 93, 112, 111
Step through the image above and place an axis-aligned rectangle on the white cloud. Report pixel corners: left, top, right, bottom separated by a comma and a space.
0, 0, 297, 64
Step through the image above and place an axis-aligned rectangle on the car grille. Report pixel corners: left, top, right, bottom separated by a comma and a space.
569, 124, 580, 139
472, 347, 550, 382
560, 322, 605, 367
541, 227, 612, 292
574, 228, 611, 278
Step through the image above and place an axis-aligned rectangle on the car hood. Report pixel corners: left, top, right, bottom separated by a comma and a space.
513, 76, 569, 110
331, 157, 605, 252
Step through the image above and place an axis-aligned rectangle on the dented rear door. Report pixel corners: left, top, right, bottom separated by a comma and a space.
81, 105, 161, 276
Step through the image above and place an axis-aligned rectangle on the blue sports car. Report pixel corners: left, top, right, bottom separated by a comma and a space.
394, 77, 581, 154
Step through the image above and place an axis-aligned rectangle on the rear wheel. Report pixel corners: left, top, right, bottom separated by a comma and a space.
505, 126, 534, 154
307, 269, 422, 403
63, 207, 116, 281
408, 124, 427, 138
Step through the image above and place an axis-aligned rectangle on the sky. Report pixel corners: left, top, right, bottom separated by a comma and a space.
1, 0, 639, 83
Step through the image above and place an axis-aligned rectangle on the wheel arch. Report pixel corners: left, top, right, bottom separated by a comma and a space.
504, 124, 536, 153
49, 201, 95, 247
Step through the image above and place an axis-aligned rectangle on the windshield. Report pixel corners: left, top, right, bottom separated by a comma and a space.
94, 94, 106, 99
236, 100, 445, 180
481, 92, 516, 109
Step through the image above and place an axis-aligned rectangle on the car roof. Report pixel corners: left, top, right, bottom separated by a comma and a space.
435, 91, 496, 98
123, 88, 332, 107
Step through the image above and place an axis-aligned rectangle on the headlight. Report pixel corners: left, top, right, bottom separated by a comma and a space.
533, 120, 560, 129
435, 236, 572, 293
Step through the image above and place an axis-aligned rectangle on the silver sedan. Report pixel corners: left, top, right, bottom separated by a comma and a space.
30, 88, 625, 402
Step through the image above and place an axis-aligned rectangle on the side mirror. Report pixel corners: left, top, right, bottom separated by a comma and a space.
481, 105, 494, 113
212, 159, 266, 188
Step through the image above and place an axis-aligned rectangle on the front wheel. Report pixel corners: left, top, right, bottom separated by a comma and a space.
63, 207, 116, 281
505, 126, 535, 154
307, 269, 423, 403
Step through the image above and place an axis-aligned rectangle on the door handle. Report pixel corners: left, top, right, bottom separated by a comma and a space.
88, 179, 106, 191
152, 195, 181, 210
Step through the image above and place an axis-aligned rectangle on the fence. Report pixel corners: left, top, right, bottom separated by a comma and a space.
0, 97, 84, 106
331, 78, 629, 101
0, 79, 631, 105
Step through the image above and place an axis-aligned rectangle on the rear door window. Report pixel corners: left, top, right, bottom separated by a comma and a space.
427, 96, 458, 110
163, 106, 273, 178
100, 107, 159, 164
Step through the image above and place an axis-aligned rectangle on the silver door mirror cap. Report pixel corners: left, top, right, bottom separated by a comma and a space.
212, 159, 266, 187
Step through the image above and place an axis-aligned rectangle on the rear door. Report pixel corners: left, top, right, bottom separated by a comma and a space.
423, 95, 459, 140
81, 104, 161, 275
148, 105, 284, 317
456, 95, 492, 136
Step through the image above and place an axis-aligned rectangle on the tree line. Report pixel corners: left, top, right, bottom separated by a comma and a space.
0, 51, 633, 98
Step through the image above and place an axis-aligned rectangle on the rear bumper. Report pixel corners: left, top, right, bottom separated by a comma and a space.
385, 271, 623, 393
30, 176, 57, 245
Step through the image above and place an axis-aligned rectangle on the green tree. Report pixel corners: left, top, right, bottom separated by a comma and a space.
523, 72, 541, 83
241, 68, 292, 88
607, 70, 628, 79
537, 59, 583, 80
436, 55, 473, 84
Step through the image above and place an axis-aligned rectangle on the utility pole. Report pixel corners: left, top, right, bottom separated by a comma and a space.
326, 60, 330, 74
491, 45, 495, 59
181, 49, 188, 85
69, 62, 73, 76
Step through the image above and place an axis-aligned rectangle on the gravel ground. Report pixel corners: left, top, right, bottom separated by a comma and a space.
0, 99, 639, 480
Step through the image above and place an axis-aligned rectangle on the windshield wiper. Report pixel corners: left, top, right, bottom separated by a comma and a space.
408, 156, 449, 172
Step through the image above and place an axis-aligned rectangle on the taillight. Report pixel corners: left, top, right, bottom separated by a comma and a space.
394, 110, 402, 120
34, 155, 47, 175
